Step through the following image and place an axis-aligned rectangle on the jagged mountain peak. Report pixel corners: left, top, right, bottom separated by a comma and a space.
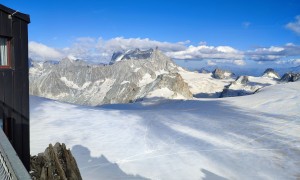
29, 49, 191, 106
262, 68, 280, 79
110, 48, 154, 64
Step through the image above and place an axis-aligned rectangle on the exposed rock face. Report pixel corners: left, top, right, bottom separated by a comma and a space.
212, 68, 234, 79
30, 49, 192, 106
158, 73, 193, 98
146, 73, 193, 99
220, 76, 259, 97
235, 75, 249, 85
30, 143, 82, 180
280, 72, 300, 82
262, 68, 280, 79
110, 48, 154, 65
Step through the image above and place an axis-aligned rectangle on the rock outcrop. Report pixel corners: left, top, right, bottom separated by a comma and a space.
235, 75, 249, 85
218, 68, 285, 98
212, 68, 234, 79
220, 76, 260, 97
145, 73, 193, 99
280, 72, 300, 82
219, 71, 283, 98
30, 143, 82, 180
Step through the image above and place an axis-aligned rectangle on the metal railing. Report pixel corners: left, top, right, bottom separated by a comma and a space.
0, 129, 31, 180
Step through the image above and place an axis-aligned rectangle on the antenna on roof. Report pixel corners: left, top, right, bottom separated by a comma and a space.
8, 10, 19, 19
12, 10, 19, 16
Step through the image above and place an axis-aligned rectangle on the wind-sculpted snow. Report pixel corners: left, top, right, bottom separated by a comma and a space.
29, 49, 192, 106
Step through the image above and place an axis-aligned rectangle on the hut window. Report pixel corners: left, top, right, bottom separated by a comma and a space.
0, 37, 10, 67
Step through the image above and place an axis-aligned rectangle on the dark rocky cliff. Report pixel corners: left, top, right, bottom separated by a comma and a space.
30, 143, 82, 180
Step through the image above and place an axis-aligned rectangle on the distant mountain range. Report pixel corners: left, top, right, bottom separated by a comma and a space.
29, 49, 300, 106
29, 49, 192, 106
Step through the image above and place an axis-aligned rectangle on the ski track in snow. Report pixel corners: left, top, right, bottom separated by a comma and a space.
30, 81, 300, 180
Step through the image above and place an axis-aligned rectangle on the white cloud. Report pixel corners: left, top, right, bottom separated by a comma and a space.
247, 44, 300, 61
62, 37, 100, 61
257, 61, 264, 65
253, 46, 285, 53
275, 59, 300, 65
285, 42, 295, 46
198, 41, 207, 45
286, 15, 300, 35
28, 37, 300, 67
29, 41, 63, 61
62, 37, 188, 62
293, 59, 300, 65
166, 45, 243, 60
207, 60, 216, 66
242, 22, 251, 29
96, 37, 187, 55
206, 59, 246, 66
233, 59, 246, 66
110, 37, 187, 51
29, 37, 189, 63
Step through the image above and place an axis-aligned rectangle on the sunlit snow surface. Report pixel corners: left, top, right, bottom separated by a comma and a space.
30, 82, 300, 180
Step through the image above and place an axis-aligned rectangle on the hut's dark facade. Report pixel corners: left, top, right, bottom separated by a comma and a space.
0, 4, 30, 170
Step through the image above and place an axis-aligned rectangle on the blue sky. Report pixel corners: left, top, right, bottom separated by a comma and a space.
1, 0, 300, 66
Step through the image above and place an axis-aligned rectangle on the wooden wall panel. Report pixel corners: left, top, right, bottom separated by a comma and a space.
0, 11, 12, 36
3, 71, 13, 107
0, 72, 4, 102
0, 6, 30, 170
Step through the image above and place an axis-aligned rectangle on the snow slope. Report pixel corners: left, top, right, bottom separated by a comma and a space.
178, 67, 233, 98
30, 81, 300, 180
178, 67, 279, 98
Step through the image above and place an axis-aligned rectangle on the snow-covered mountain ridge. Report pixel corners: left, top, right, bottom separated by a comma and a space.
30, 49, 192, 106
29, 49, 300, 106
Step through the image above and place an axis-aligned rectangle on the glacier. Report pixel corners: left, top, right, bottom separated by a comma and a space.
30, 81, 300, 180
